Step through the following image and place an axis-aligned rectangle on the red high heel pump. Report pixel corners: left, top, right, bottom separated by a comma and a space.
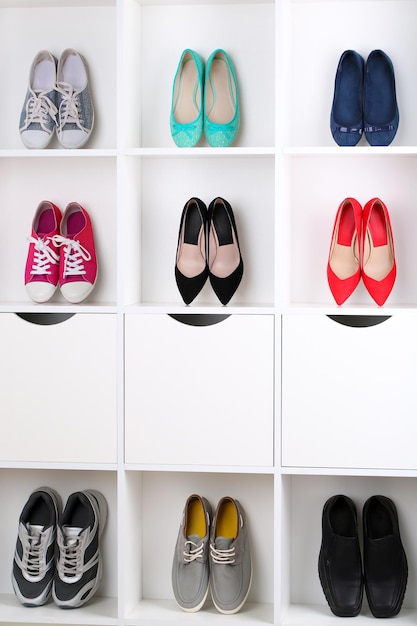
327, 197, 363, 305
362, 198, 396, 306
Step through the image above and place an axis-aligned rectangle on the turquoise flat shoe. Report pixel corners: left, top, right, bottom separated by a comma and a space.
170, 49, 204, 147
204, 49, 239, 147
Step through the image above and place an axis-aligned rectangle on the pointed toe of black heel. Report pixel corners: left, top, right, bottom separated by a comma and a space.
209, 261, 243, 305
175, 265, 208, 305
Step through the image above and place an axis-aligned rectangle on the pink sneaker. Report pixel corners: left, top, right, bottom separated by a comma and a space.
55, 202, 98, 303
25, 201, 62, 303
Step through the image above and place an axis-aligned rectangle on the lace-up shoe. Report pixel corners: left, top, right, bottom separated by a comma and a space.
56, 49, 94, 148
54, 202, 98, 303
12, 487, 62, 607
210, 497, 252, 614
53, 490, 107, 609
25, 201, 62, 303
172, 494, 212, 612
19, 51, 58, 149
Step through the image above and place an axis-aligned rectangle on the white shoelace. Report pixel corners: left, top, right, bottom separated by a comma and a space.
19, 524, 49, 578
55, 82, 87, 132
57, 526, 99, 579
210, 543, 236, 564
24, 529, 43, 575
28, 236, 60, 276
52, 235, 91, 277
183, 539, 204, 562
57, 527, 83, 577
22, 89, 57, 131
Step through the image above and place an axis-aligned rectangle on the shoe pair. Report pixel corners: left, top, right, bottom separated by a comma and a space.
170, 48, 239, 147
172, 494, 252, 614
25, 200, 98, 304
319, 494, 407, 618
12, 487, 107, 609
331, 49, 399, 146
327, 197, 396, 306
175, 196, 243, 305
19, 49, 94, 149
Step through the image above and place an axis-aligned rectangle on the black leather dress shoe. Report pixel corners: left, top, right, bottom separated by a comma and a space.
363, 495, 408, 617
318, 495, 363, 617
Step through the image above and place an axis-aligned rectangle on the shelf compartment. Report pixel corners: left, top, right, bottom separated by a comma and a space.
0, 313, 118, 464
123, 470, 274, 623
121, 154, 275, 307
0, 156, 117, 306
0, 468, 117, 623
0, 3, 116, 150
125, 313, 274, 466
282, 314, 417, 470
280, 474, 417, 625
285, 0, 416, 148
122, 0, 275, 149
283, 154, 416, 308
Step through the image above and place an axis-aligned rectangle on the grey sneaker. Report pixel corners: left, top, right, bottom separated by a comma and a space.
19, 51, 58, 149
56, 49, 94, 148
172, 494, 212, 612
210, 497, 252, 614
12, 487, 62, 606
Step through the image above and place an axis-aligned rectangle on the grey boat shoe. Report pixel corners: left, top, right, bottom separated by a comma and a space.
210, 496, 252, 614
172, 494, 212, 612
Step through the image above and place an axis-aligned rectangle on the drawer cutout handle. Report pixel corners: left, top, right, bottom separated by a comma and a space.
168, 313, 230, 327
15, 312, 76, 326
327, 315, 391, 328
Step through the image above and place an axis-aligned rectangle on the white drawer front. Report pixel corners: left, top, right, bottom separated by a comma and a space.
282, 315, 417, 470
0, 313, 117, 464
125, 314, 274, 466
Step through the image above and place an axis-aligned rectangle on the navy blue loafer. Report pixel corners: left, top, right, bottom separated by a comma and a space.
364, 50, 399, 146
330, 50, 364, 146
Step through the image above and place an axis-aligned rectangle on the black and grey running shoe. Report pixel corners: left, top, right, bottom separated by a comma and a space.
12, 486, 62, 606
53, 489, 107, 608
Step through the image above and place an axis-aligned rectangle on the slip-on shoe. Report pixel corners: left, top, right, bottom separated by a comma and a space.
363, 495, 407, 618
330, 50, 364, 146
170, 49, 204, 147
364, 50, 399, 146
204, 49, 240, 147
318, 495, 363, 617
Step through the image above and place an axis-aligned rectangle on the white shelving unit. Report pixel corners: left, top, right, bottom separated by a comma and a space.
1, 0, 416, 625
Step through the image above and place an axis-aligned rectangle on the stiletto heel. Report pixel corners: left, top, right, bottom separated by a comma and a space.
327, 197, 362, 305
175, 197, 208, 304
207, 197, 243, 304
362, 198, 396, 305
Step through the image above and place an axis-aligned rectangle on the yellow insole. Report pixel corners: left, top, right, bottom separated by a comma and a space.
216, 500, 238, 538
187, 498, 206, 537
